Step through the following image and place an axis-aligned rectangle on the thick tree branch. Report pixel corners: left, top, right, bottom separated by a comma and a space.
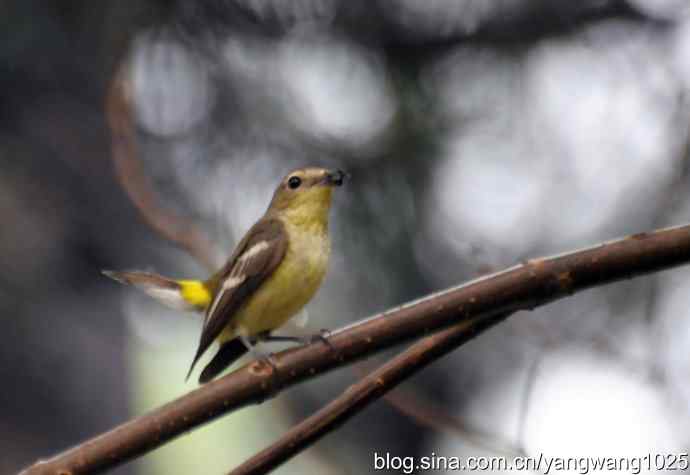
20, 223, 690, 475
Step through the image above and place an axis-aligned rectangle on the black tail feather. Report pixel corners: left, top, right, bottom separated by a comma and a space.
198, 338, 248, 384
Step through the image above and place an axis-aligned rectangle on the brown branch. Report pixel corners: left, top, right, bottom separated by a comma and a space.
20, 223, 690, 475
105, 63, 219, 271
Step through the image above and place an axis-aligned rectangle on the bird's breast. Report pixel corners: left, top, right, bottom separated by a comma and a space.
285, 222, 330, 286
233, 221, 330, 335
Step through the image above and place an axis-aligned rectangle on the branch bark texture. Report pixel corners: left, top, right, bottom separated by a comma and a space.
21, 224, 690, 475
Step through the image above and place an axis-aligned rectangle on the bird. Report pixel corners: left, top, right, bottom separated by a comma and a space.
104, 167, 346, 383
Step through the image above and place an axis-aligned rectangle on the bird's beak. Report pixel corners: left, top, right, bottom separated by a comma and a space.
323, 169, 348, 187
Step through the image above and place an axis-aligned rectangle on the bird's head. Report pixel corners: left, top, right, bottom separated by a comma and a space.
267, 167, 347, 225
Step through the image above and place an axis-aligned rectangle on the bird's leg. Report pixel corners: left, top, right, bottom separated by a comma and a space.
239, 334, 279, 373
258, 333, 308, 345
258, 329, 335, 352
310, 329, 335, 352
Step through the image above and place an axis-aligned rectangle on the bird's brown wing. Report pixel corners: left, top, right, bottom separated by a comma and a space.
186, 218, 288, 380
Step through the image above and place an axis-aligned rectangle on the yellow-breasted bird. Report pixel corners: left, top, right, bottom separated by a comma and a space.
104, 167, 346, 383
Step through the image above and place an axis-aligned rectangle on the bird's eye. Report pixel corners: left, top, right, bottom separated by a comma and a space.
287, 176, 302, 189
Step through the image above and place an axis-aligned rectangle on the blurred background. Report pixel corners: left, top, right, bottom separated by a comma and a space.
4, 1, 690, 474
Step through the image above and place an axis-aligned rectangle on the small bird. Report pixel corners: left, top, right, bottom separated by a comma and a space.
104, 167, 346, 383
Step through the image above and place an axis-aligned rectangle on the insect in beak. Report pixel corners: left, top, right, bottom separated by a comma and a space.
324, 169, 348, 187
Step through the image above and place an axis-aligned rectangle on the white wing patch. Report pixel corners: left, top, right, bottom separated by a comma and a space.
222, 275, 245, 290
205, 240, 271, 322
238, 241, 270, 262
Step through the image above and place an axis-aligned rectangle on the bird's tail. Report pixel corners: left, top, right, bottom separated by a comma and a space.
198, 338, 248, 384
102, 270, 212, 312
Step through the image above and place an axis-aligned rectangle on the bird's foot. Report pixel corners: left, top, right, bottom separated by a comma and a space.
309, 328, 335, 353
240, 334, 279, 375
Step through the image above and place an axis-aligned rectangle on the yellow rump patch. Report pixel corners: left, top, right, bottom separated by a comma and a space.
178, 280, 213, 310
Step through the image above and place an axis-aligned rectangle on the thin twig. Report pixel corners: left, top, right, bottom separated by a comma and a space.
380, 385, 524, 457
515, 353, 543, 454
352, 363, 523, 457
105, 63, 219, 271
19, 222, 690, 475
